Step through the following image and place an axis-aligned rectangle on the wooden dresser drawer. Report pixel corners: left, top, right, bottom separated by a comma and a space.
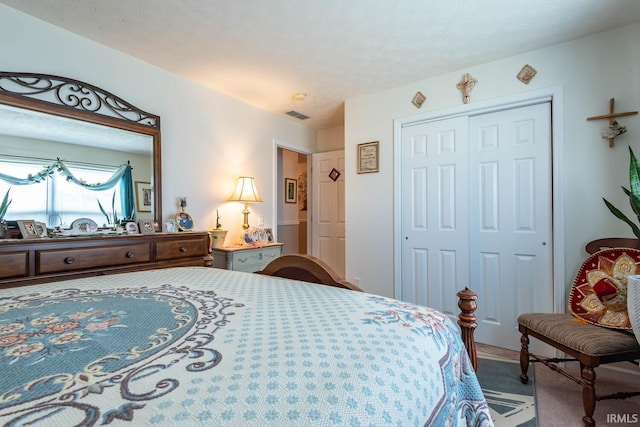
155, 237, 207, 261
0, 251, 28, 279
37, 243, 152, 274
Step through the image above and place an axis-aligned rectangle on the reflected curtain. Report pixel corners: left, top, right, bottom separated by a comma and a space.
120, 166, 135, 220
0, 159, 134, 218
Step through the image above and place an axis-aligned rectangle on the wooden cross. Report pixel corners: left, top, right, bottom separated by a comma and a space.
586, 98, 637, 147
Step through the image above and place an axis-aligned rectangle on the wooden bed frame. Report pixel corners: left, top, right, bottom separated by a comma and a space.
257, 254, 479, 370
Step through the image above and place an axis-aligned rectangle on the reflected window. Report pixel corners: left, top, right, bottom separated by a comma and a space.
0, 160, 120, 227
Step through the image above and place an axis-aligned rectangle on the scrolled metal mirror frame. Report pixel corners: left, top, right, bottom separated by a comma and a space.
0, 72, 162, 222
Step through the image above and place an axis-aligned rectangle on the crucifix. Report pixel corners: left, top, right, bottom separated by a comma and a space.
456, 73, 477, 104
586, 98, 637, 148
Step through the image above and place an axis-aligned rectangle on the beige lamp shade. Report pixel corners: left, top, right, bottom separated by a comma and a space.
228, 176, 262, 203
228, 177, 262, 230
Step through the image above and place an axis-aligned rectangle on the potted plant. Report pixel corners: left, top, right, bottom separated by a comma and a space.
0, 188, 12, 238
603, 146, 640, 238
210, 209, 227, 248
97, 191, 120, 228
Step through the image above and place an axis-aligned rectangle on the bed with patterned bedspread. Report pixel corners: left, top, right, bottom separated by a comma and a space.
0, 267, 492, 426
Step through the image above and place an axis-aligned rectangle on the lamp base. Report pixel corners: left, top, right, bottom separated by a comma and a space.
242, 203, 251, 230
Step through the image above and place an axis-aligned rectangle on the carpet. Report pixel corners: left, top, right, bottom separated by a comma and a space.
477, 353, 538, 427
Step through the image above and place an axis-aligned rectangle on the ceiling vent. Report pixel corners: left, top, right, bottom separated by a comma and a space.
285, 110, 310, 120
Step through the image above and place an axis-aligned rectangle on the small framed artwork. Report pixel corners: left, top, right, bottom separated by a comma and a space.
35, 221, 48, 238
138, 219, 155, 234
285, 178, 297, 203
176, 211, 194, 231
135, 181, 152, 213
17, 219, 40, 239
152, 220, 161, 232
125, 221, 139, 235
357, 141, 379, 174
241, 229, 256, 246
329, 168, 341, 182
264, 228, 274, 243
164, 219, 177, 233
412, 91, 426, 108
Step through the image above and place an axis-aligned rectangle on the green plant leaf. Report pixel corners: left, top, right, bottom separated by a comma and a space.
628, 146, 640, 217
0, 188, 12, 220
604, 197, 640, 238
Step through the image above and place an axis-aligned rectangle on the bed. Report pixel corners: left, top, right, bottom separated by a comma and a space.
0, 266, 492, 426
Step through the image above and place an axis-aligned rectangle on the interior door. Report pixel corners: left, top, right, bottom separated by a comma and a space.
400, 116, 469, 318
469, 102, 553, 350
311, 150, 345, 277
400, 102, 553, 353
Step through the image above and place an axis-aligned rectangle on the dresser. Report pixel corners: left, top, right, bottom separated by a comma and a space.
0, 232, 212, 289
211, 243, 283, 273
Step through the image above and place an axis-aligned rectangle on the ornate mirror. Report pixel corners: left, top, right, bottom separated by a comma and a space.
0, 72, 162, 226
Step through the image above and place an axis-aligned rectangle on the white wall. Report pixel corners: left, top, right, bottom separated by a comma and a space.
345, 24, 640, 298
0, 4, 317, 245
318, 125, 345, 152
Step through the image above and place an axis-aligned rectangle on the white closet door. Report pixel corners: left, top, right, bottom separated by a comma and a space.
400, 102, 553, 353
400, 116, 469, 318
469, 102, 553, 350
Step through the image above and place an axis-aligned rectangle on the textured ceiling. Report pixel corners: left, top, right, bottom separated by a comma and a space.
3, 0, 640, 130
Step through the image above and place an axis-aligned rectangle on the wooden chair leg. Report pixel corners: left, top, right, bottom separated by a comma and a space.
519, 330, 530, 384
580, 363, 597, 427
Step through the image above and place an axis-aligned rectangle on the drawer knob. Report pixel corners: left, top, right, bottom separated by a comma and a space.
126, 251, 134, 258
180, 247, 187, 253
64, 257, 75, 264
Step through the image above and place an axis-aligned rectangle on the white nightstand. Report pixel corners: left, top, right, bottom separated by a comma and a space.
211, 243, 284, 273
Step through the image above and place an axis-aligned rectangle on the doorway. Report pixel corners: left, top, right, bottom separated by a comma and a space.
276, 146, 309, 255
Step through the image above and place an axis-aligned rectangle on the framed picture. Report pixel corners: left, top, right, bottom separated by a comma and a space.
357, 141, 379, 174
285, 178, 297, 203
138, 219, 155, 234
176, 211, 194, 231
264, 228, 274, 243
164, 219, 177, 233
329, 168, 341, 182
152, 220, 161, 232
17, 219, 40, 239
35, 221, 48, 238
135, 181, 152, 213
125, 221, 139, 235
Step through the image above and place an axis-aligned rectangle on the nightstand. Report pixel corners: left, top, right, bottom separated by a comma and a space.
211, 243, 283, 272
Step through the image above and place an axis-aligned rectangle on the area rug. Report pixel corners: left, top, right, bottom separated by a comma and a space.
477, 353, 538, 427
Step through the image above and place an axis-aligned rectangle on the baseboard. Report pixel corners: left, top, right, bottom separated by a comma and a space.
598, 362, 640, 384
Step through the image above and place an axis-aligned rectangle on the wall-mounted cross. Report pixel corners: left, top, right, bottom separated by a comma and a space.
586, 98, 637, 148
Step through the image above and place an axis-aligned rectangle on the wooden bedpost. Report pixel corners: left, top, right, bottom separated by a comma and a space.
457, 287, 478, 371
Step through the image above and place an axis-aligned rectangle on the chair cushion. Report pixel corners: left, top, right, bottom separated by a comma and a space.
518, 313, 640, 356
568, 248, 640, 330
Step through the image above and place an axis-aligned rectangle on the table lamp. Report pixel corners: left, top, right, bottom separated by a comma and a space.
228, 176, 262, 230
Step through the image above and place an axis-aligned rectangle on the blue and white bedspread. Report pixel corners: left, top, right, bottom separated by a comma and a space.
0, 267, 492, 426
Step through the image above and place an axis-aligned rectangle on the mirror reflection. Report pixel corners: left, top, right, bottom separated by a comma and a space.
0, 104, 154, 229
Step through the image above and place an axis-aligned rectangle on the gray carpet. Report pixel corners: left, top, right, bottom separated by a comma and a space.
477, 354, 537, 427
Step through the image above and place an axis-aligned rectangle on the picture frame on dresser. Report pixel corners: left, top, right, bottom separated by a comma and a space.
125, 221, 139, 235
138, 219, 155, 234
17, 220, 40, 239
164, 219, 177, 233
35, 221, 48, 238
